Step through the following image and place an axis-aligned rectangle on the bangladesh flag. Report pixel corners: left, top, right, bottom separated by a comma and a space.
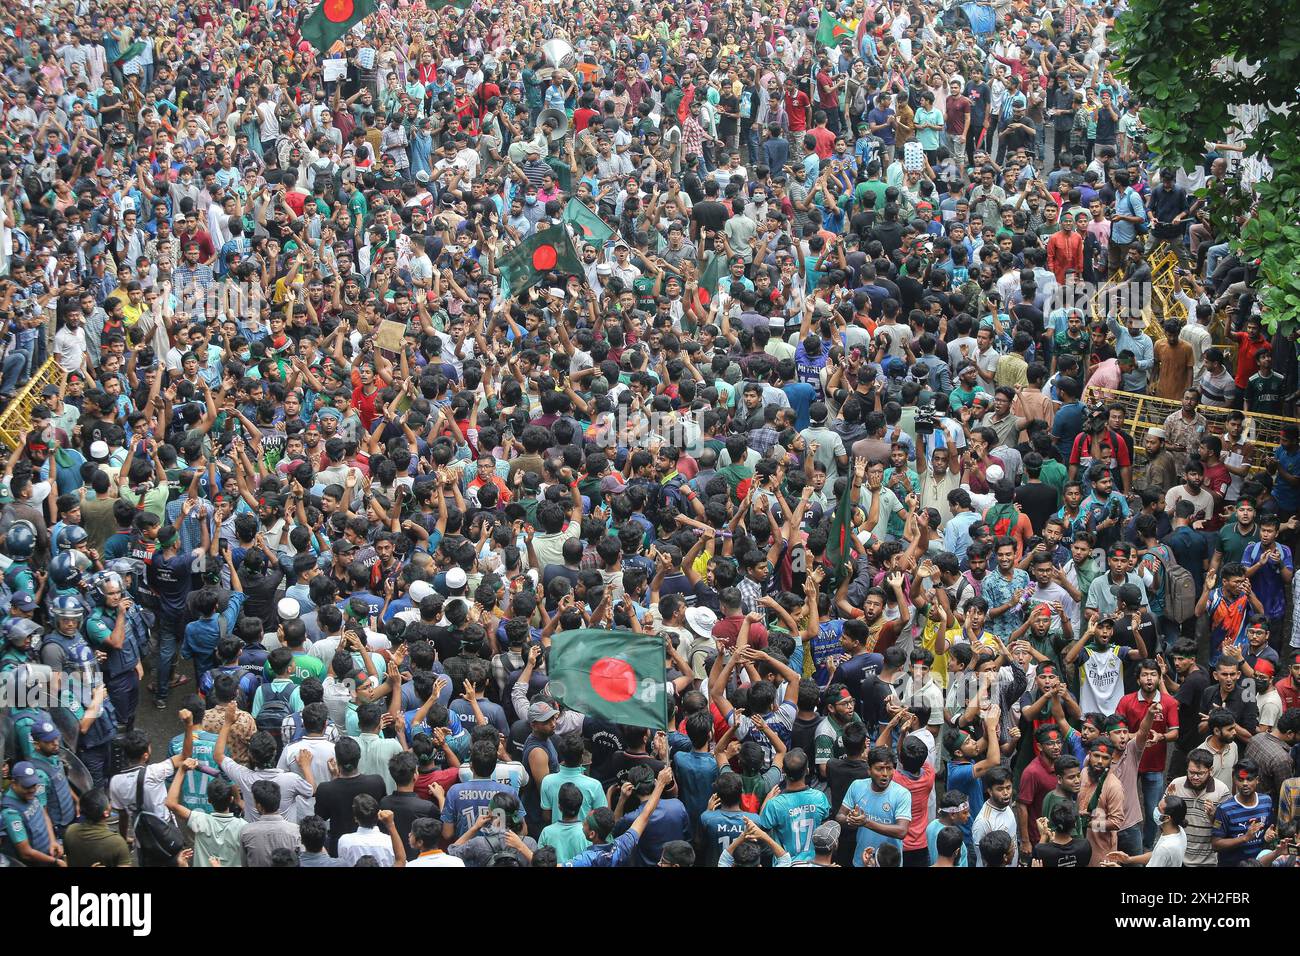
115, 41, 145, 65
548, 629, 670, 730
300, 0, 377, 55
816, 16, 852, 47
497, 222, 583, 297
824, 469, 857, 584
695, 253, 727, 306
563, 197, 614, 246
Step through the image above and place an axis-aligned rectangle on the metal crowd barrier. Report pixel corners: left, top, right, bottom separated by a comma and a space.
1085, 385, 1299, 471
0, 358, 65, 451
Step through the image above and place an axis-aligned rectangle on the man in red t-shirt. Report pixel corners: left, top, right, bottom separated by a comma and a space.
1275, 660, 1300, 714
895, 735, 936, 867
1231, 317, 1270, 390
783, 77, 811, 135
1115, 661, 1178, 851
351, 360, 383, 430
1017, 724, 1067, 849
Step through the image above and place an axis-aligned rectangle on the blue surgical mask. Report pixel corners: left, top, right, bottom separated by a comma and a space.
239, 350, 251, 362
524, 195, 537, 205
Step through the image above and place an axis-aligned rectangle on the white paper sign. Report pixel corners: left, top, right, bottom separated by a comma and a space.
357, 47, 377, 70
323, 58, 348, 82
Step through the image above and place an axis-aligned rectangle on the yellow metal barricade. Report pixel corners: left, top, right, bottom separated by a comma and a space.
0, 358, 65, 451
1085, 386, 1300, 471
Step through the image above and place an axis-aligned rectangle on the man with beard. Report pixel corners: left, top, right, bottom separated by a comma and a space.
1166, 747, 1231, 867
972, 767, 1018, 867
1078, 737, 1126, 866
1164, 460, 1214, 528
1198, 657, 1259, 745
1102, 708, 1160, 857
1015, 724, 1068, 855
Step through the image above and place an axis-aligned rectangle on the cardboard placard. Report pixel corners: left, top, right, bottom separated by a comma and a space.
375, 319, 408, 354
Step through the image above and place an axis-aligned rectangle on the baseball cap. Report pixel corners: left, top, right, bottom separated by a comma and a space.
9, 592, 37, 612
527, 700, 559, 723
32, 720, 61, 743
10, 761, 40, 789
41, 385, 60, 397
600, 474, 627, 495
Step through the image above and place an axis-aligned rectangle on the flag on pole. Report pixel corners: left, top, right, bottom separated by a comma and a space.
696, 253, 728, 306
115, 41, 146, 65
547, 629, 670, 730
562, 198, 615, 246
497, 222, 584, 297
824, 470, 858, 584
815, 16, 852, 47
300, 0, 377, 54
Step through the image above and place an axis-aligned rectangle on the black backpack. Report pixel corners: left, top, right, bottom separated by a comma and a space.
254, 681, 296, 745
131, 767, 186, 867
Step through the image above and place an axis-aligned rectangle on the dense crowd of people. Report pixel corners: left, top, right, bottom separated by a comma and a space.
0, 0, 1298, 870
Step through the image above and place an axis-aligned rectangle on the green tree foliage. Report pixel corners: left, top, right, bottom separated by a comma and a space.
1114, 3, 1300, 331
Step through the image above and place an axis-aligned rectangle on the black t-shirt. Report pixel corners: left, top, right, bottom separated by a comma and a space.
606, 751, 665, 792
1002, 119, 1038, 154
314, 773, 387, 855
790, 714, 821, 761
1095, 109, 1118, 144
825, 756, 873, 865
1175, 667, 1212, 750
379, 790, 436, 857
1015, 482, 1060, 534
582, 716, 625, 790
1032, 837, 1093, 867
98, 93, 123, 126
241, 566, 286, 627
717, 94, 739, 138
692, 200, 730, 233
872, 221, 906, 256
894, 272, 925, 313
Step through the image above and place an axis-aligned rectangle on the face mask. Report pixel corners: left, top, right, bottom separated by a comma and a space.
524, 195, 537, 205
239, 350, 251, 362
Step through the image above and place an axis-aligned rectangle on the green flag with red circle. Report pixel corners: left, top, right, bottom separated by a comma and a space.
547, 629, 670, 730
562, 197, 615, 247
695, 252, 727, 307
301, 0, 377, 55
497, 222, 584, 297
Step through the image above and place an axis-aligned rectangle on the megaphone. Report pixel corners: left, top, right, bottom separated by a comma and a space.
538, 108, 569, 142
542, 39, 576, 71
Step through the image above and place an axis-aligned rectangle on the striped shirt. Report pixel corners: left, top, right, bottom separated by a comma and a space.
1166, 776, 1229, 867
1213, 794, 1274, 866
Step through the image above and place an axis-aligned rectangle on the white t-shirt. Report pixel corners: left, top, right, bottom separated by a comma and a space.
972, 801, 1019, 867
109, 760, 176, 835
1080, 644, 1126, 716
1147, 828, 1187, 867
